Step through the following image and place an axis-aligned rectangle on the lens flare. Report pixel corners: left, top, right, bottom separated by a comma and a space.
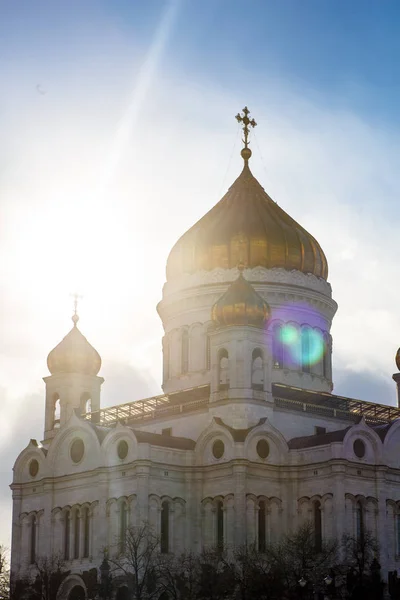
273, 321, 325, 368
280, 324, 299, 346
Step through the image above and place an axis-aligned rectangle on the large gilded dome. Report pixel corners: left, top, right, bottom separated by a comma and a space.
47, 315, 101, 376
166, 162, 328, 281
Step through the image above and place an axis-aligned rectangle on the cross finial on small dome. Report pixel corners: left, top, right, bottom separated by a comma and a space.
71, 292, 82, 327
235, 106, 257, 164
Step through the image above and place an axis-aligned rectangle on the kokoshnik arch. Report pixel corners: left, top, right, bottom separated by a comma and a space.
11, 107, 400, 596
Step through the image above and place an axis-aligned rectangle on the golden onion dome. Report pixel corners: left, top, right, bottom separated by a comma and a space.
47, 314, 101, 376
211, 266, 270, 328
166, 108, 328, 281
396, 347, 400, 372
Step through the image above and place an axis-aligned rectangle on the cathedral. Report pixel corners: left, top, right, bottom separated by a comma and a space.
10, 108, 400, 596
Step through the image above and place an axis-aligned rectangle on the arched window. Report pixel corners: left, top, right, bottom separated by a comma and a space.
120, 503, 127, 554
74, 510, 80, 559
163, 336, 170, 382
181, 330, 189, 374
216, 500, 224, 551
206, 329, 211, 370
83, 507, 90, 558
64, 510, 70, 560
258, 501, 266, 552
272, 324, 283, 368
30, 516, 36, 564
301, 327, 311, 374
80, 392, 91, 414
323, 334, 331, 380
251, 349, 264, 390
53, 393, 61, 428
160, 501, 170, 554
218, 349, 229, 390
314, 501, 322, 551
356, 501, 364, 544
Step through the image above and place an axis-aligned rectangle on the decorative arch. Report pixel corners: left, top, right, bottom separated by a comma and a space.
162, 334, 170, 383
181, 328, 189, 374
322, 332, 331, 380
271, 321, 283, 368
251, 348, 264, 390
301, 325, 312, 374
56, 575, 87, 600
217, 348, 229, 390
53, 392, 61, 428
80, 392, 91, 414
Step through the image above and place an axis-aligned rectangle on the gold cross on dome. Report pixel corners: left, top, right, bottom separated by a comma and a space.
70, 292, 83, 325
235, 106, 257, 149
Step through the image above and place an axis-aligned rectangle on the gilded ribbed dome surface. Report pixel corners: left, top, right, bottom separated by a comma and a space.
212, 269, 270, 328
47, 318, 101, 376
166, 164, 328, 280
396, 347, 400, 372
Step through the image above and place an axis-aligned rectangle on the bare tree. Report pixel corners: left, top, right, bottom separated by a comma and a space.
157, 551, 200, 600
227, 544, 284, 600
196, 548, 235, 600
0, 547, 10, 600
341, 530, 383, 599
30, 554, 68, 600
10, 553, 69, 600
264, 522, 338, 598
109, 523, 162, 600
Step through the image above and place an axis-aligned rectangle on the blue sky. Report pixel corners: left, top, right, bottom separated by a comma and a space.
1, 0, 400, 544
2, 0, 400, 122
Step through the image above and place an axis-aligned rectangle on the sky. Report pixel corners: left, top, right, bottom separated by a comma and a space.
1, 0, 400, 545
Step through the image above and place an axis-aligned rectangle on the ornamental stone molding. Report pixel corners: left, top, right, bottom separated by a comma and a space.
163, 266, 332, 298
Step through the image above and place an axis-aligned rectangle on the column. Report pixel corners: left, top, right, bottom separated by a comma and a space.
136, 463, 150, 524
233, 462, 246, 546
332, 465, 346, 559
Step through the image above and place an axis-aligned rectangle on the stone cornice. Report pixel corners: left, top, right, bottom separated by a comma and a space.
163, 266, 332, 298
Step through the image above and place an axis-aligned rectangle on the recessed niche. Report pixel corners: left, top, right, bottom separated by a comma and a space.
256, 439, 270, 459
29, 459, 39, 477
70, 439, 85, 463
117, 440, 129, 460
353, 439, 366, 459
212, 439, 225, 459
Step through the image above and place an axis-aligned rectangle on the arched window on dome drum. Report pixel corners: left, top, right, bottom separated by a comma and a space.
53, 393, 61, 428
83, 507, 90, 558
74, 510, 80, 559
323, 334, 331, 380
314, 501, 322, 551
30, 516, 36, 564
218, 349, 229, 390
258, 501, 266, 552
64, 510, 70, 560
81, 392, 91, 414
163, 336, 170, 382
216, 500, 224, 551
301, 327, 311, 374
272, 324, 283, 369
160, 501, 170, 554
181, 329, 189, 374
120, 503, 127, 554
251, 349, 264, 390
206, 328, 212, 370
356, 501, 364, 545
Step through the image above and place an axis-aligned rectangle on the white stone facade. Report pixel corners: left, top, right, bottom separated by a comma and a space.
10, 181, 400, 599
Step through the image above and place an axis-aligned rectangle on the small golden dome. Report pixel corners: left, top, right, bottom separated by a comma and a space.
211, 268, 270, 328
47, 317, 101, 376
395, 347, 400, 372
166, 163, 328, 281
